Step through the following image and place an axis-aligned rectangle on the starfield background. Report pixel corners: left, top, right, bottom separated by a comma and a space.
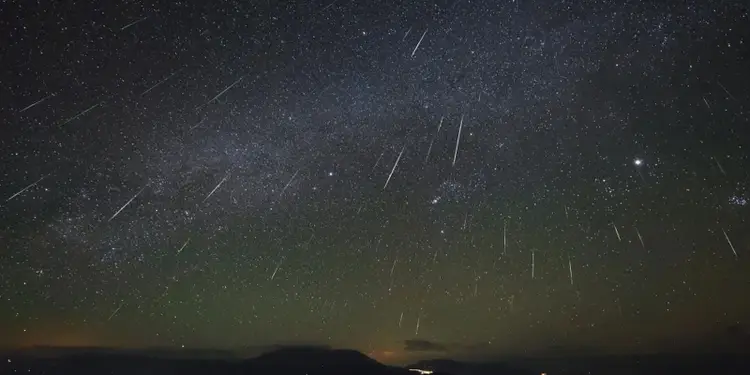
1, 0, 749, 374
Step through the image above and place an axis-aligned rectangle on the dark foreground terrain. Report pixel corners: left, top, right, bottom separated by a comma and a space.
0, 347, 453, 375
1, 346, 749, 375
412, 354, 750, 375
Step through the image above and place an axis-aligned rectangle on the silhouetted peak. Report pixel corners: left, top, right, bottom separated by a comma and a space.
254, 346, 380, 368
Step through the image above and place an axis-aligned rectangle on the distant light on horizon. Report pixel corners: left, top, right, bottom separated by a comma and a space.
409, 369, 433, 375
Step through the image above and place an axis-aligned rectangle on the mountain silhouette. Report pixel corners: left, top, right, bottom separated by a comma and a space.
251, 346, 386, 372
1, 346, 453, 375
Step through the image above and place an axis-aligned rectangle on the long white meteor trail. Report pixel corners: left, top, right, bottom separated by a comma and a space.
19, 93, 55, 113
388, 258, 397, 292
371, 151, 385, 172
6, 175, 47, 202
635, 227, 645, 249
612, 222, 622, 241
722, 229, 738, 258
200, 76, 245, 108
425, 116, 444, 163
177, 238, 191, 254
108, 185, 148, 222
717, 81, 737, 101
712, 156, 726, 175
568, 256, 573, 285
383, 145, 406, 190
402, 27, 412, 41
140, 69, 181, 96
279, 169, 300, 198
203, 173, 230, 203
60, 102, 101, 126
270, 259, 283, 280
411, 28, 428, 57
108, 302, 124, 321
121, 16, 149, 31
503, 220, 507, 255
321, 0, 338, 11
452, 114, 464, 166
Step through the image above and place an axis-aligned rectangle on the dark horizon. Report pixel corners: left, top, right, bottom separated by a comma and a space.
4, 320, 750, 363
4, 330, 750, 366
5, 345, 750, 375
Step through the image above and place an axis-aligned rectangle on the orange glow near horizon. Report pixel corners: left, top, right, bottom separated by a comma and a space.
367, 349, 402, 363
5, 322, 130, 350
15, 333, 99, 349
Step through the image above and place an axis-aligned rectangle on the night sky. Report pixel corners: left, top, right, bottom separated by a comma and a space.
1, 0, 749, 364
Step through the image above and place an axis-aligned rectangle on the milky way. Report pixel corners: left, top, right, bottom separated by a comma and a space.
1, 0, 749, 363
